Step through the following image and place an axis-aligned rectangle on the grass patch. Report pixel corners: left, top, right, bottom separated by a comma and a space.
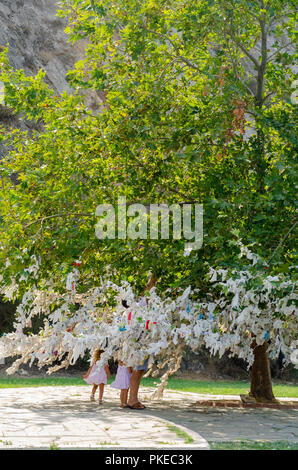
210, 440, 298, 450
166, 424, 194, 444
0, 376, 86, 388
142, 377, 298, 398
0, 375, 297, 398
49, 441, 60, 450
97, 441, 120, 446
0, 440, 13, 446
157, 441, 177, 445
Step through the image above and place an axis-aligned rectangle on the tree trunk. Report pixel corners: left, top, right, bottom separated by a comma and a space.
143, 273, 158, 294
249, 341, 277, 402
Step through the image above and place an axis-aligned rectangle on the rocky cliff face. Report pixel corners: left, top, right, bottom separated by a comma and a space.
0, 0, 101, 155
0, 0, 103, 121
0, 0, 81, 95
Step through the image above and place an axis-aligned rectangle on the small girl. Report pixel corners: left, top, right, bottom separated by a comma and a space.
83, 348, 110, 404
110, 361, 132, 408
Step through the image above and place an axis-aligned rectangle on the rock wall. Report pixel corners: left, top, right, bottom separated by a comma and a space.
0, 0, 79, 94
0, 0, 101, 113
0, 0, 102, 160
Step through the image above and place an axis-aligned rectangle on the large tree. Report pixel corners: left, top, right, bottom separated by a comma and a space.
0, 0, 297, 401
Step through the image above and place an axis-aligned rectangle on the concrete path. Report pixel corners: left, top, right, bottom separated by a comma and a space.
0, 385, 297, 449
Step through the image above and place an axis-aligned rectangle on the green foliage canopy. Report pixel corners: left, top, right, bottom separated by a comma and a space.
0, 0, 297, 298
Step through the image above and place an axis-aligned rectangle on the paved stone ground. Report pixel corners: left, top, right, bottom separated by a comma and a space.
0, 385, 297, 449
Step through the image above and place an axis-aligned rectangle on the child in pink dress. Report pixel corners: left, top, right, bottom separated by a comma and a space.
84, 348, 110, 404
110, 361, 133, 407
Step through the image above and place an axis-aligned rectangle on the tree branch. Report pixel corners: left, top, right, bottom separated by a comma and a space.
228, 32, 261, 71
24, 212, 93, 229
268, 220, 297, 265
141, 26, 207, 75
224, 33, 255, 97
267, 41, 296, 61
256, 17, 268, 105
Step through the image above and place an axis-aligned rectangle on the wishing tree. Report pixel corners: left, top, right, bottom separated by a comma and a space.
0, 1, 297, 402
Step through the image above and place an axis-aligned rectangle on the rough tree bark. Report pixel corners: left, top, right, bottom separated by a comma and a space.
249, 340, 277, 402
143, 273, 158, 294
